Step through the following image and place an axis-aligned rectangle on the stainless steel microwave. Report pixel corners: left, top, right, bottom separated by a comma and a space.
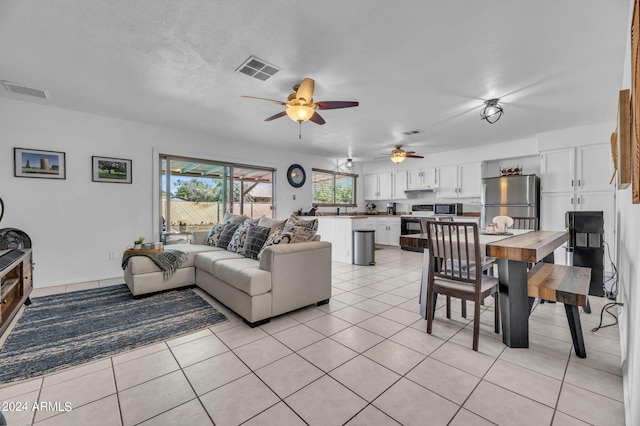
434, 203, 463, 215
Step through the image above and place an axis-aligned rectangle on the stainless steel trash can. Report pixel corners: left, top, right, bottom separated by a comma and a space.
353, 229, 375, 265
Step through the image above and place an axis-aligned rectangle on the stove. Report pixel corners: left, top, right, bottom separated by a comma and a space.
400, 205, 434, 251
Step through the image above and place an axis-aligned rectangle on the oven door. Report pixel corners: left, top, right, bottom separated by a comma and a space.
401, 217, 424, 251
401, 217, 422, 235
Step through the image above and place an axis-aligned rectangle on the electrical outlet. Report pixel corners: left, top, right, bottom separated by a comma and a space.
109, 250, 119, 260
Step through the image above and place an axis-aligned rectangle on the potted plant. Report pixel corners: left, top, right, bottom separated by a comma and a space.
179, 221, 187, 232
133, 236, 144, 250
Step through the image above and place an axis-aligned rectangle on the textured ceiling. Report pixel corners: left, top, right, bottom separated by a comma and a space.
0, 0, 632, 162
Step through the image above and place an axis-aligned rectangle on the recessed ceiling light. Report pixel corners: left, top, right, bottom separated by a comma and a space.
236, 56, 280, 81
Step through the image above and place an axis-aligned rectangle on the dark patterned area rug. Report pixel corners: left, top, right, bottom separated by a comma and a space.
0, 284, 227, 384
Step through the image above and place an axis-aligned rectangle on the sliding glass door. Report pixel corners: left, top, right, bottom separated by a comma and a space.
160, 155, 274, 233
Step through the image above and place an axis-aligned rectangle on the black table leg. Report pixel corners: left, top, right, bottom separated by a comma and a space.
565, 304, 586, 358
497, 259, 530, 348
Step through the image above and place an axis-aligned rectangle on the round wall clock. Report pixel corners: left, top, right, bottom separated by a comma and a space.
287, 164, 306, 188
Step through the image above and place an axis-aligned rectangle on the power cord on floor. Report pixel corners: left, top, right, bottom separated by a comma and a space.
591, 302, 623, 332
602, 240, 618, 300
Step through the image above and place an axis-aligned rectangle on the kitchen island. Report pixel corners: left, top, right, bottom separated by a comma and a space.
313, 216, 373, 263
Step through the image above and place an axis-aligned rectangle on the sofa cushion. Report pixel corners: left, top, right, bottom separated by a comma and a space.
212, 258, 271, 296
127, 244, 222, 274
217, 223, 239, 248
194, 249, 245, 273
227, 223, 250, 253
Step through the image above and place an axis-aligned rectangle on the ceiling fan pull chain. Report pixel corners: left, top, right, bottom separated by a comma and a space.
299, 121, 302, 140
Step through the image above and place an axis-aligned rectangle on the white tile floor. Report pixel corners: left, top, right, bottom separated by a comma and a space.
0, 247, 625, 425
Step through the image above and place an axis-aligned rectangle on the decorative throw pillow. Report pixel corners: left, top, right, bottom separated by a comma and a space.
243, 217, 259, 226
227, 224, 250, 253
217, 223, 240, 249
285, 214, 318, 231
223, 212, 248, 224
284, 224, 317, 243
205, 223, 224, 246
257, 216, 287, 235
257, 230, 295, 260
242, 225, 271, 260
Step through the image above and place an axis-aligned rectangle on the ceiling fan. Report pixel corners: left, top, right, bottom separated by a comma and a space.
390, 145, 424, 163
241, 78, 358, 138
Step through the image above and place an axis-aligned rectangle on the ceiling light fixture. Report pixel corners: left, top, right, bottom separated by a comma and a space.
345, 158, 354, 169
285, 104, 315, 122
480, 98, 504, 124
390, 147, 407, 163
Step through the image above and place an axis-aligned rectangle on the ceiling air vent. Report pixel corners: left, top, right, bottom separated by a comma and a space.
235, 56, 280, 81
401, 129, 424, 136
2, 81, 49, 100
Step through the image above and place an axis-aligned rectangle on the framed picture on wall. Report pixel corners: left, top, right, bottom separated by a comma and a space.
14, 148, 66, 179
92, 156, 132, 183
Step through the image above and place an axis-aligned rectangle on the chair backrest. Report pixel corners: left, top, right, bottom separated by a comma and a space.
512, 216, 538, 230
425, 220, 482, 284
419, 218, 430, 234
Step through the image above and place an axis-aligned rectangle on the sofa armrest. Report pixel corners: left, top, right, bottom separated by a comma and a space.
259, 241, 332, 316
259, 241, 330, 272
192, 231, 209, 245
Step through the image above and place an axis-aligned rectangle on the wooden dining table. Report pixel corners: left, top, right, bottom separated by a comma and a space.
400, 229, 569, 348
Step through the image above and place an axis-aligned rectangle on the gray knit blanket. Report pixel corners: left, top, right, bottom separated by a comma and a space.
121, 249, 189, 279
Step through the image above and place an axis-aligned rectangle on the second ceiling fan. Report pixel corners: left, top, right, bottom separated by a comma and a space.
390, 145, 424, 163
242, 78, 358, 138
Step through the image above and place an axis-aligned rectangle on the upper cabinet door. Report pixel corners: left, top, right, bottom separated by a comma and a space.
422, 167, 437, 188
540, 148, 575, 193
377, 172, 393, 200
576, 145, 614, 192
437, 165, 458, 198
363, 174, 379, 200
458, 162, 482, 198
393, 171, 407, 199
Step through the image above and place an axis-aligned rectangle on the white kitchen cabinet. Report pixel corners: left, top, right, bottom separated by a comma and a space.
540, 145, 613, 193
364, 172, 393, 200
375, 217, 401, 246
407, 167, 437, 190
392, 171, 407, 199
437, 162, 482, 198
365, 171, 406, 200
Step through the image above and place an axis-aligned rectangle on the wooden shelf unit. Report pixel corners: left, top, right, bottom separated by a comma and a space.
0, 249, 33, 336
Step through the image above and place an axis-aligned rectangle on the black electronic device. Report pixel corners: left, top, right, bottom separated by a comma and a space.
565, 211, 604, 297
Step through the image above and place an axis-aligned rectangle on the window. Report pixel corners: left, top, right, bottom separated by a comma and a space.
312, 168, 358, 207
160, 155, 274, 233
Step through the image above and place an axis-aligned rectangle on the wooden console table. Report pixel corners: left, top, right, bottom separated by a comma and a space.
0, 249, 33, 336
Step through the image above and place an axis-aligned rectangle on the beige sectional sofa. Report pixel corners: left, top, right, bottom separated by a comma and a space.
124, 230, 332, 326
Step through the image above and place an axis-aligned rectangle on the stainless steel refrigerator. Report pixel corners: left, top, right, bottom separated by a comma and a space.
481, 175, 540, 229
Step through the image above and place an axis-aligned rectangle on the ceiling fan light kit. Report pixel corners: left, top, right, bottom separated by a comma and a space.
389, 145, 424, 163
286, 105, 315, 122
345, 158, 354, 169
481, 98, 504, 124
242, 78, 358, 139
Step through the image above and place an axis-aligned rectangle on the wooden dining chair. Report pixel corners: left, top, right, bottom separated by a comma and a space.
425, 220, 500, 351
512, 216, 538, 230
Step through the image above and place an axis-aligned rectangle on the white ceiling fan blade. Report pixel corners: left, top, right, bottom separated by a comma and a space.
296, 78, 315, 104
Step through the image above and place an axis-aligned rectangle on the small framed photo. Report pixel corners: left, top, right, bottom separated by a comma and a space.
14, 148, 66, 179
92, 156, 132, 184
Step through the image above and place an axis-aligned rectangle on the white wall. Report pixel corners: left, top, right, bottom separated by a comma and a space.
0, 97, 333, 287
